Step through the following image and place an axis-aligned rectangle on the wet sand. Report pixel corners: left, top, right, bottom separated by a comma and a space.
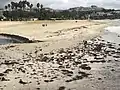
1, 20, 118, 90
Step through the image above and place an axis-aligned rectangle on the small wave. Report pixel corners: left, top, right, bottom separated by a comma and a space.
105, 26, 120, 35
0, 33, 32, 43
0, 33, 44, 45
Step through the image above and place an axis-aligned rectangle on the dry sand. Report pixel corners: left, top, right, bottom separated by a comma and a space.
0, 20, 107, 51
0, 20, 106, 40
0, 20, 109, 90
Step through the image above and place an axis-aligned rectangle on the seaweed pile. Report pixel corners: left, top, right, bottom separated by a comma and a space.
0, 35, 120, 90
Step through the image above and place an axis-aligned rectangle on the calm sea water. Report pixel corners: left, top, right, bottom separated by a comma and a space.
0, 36, 20, 45
105, 26, 120, 34
103, 20, 120, 44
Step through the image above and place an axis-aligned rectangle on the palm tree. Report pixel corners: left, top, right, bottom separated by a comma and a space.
8, 4, 11, 11
11, 2, 15, 6
11, 2, 15, 10
11, 5, 14, 11
40, 4, 44, 19
26, 2, 30, 7
26, 2, 30, 11
14, 2, 18, 10
30, 4, 33, 11
22, 0, 27, 10
40, 4, 43, 9
5, 6, 8, 11
37, 3, 40, 10
19, 1, 23, 10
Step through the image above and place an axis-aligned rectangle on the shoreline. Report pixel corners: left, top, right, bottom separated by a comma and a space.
0, 33, 32, 43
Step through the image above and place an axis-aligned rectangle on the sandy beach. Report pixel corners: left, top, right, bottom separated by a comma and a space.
0, 20, 106, 40
1, 20, 118, 90
0, 20, 107, 50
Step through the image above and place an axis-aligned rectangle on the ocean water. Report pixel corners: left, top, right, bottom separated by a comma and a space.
0, 38, 14, 45
0, 36, 22, 45
105, 19, 120, 34
102, 21, 120, 44
105, 26, 120, 34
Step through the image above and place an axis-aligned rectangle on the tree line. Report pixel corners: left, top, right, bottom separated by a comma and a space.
3, 0, 47, 20
2, 0, 120, 21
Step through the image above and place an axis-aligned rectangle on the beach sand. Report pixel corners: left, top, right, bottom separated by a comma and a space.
0, 20, 107, 50
0, 20, 114, 90
0, 20, 106, 40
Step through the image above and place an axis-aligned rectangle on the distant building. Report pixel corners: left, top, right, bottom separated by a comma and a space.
44, 7, 54, 12
113, 10, 120, 14
30, 18, 38, 21
69, 6, 103, 12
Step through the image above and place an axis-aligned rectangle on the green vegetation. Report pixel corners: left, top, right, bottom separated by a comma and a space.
2, 0, 120, 21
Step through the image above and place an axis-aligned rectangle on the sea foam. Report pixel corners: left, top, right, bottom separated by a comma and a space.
105, 26, 120, 34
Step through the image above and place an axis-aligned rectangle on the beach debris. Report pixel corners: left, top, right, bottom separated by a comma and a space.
19, 79, 28, 84
90, 60, 106, 63
17, 66, 26, 73
98, 78, 102, 80
66, 75, 83, 82
3, 60, 19, 65
94, 44, 103, 52
94, 56, 104, 59
66, 71, 90, 82
61, 69, 73, 75
42, 24, 45, 27
83, 40, 87, 48
82, 26, 87, 28
58, 86, 66, 90
79, 64, 91, 70
41, 56, 49, 62
0, 77, 10, 81
3, 68, 12, 73
44, 79, 54, 83
42, 24, 47, 27
117, 48, 120, 50
0, 73, 5, 76
111, 69, 115, 71
1, 30, 120, 89
58, 48, 66, 54
36, 87, 40, 90
113, 55, 120, 58
4, 45, 16, 50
